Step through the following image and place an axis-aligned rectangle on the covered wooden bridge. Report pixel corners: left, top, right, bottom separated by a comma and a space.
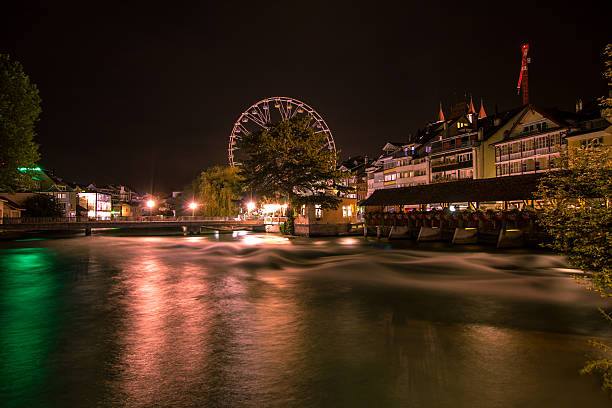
360, 174, 548, 247
361, 173, 545, 212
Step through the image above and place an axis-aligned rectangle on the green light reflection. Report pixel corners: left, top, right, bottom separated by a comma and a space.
0, 248, 61, 407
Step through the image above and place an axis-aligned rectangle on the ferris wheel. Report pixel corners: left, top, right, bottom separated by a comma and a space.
228, 96, 336, 167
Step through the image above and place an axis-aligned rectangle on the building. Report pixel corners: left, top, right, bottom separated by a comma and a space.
86, 184, 138, 217
13, 167, 83, 217
294, 197, 358, 236
339, 156, 371, 202
78, 191, 112, 219
0, 196, 24, 219
492, 104, 610, 177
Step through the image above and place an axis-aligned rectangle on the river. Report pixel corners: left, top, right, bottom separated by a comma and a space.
1, 232, 611, 407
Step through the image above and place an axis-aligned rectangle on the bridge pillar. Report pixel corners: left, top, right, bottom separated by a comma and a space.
85, 227, 92, 236
182, 225, 201, 235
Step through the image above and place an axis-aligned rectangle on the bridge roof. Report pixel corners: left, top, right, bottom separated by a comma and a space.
361, 174, 546, 206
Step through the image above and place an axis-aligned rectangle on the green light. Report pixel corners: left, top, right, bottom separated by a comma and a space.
17, 167, 42, 173
14, 238, 46, 242
0, 248, 60, 406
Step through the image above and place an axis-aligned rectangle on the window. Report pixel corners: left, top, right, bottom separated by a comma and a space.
425, 146, 431, 153
510, 161, 521, 174
459, 169, 473, 179
522, 139, 534, 151
581, 137, 604, 149
342, 205, 353, 217
457, 152, 472, 162
315, 205, 322, 219
301, 204, 306, 216
551, 133, 561, 146
384, 173, 397, 182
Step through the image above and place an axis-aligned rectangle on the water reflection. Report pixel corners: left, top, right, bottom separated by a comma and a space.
1, 234, 611, 407
0, 248, 60, 408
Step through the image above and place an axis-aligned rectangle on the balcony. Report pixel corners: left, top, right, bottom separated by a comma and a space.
430, 139, 476, 154
495, 146, 560, 163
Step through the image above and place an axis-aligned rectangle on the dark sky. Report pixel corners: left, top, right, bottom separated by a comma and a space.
2, 1, 610, 193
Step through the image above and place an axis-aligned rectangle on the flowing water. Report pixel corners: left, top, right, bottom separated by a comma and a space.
1, 232, 611, 407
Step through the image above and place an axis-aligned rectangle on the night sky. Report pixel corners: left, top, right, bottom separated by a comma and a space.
2, 1, 610, 193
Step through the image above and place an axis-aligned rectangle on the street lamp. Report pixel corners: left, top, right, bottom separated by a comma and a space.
146, 199, 155, 217
188, 201, 198, 217
246, 201, 255, 214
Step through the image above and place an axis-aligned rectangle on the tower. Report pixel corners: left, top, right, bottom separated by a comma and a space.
517, 43, 530, 105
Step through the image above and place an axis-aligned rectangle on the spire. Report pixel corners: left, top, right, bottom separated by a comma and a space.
478, 98, 487, 119
468, 96, 476, 114
438, 102, 445, 122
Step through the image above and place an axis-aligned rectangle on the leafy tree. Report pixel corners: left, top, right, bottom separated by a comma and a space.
198, 166, 242, 216
23, 194, 63, 217
537, 145, 612, 391
536, 146, 611, 294
0, 54, 41, 191
236, 116, 350, 209
600, 44, 612, 120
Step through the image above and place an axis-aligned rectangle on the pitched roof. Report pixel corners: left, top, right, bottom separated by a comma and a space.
362, 174, 546, 206
0, 196, 25, 210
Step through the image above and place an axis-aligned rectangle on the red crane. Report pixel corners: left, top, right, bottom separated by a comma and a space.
517, 43, 530, 105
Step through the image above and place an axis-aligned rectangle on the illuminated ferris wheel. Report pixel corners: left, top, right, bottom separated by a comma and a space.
228, 96, 336, 167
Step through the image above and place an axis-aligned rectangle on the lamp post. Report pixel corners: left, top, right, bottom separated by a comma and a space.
246, 201, 255, 216
146, 199, 155, 218
189, 202, 198, 217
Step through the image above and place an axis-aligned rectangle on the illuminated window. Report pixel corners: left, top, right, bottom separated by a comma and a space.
384, 173, 397, 182
315, 205, 322, 219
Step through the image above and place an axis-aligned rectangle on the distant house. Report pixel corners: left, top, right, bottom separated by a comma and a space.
11, 167, 87, 217
0, 196, 25, 220
78, 191, 112, 219
294, 197, 358, 236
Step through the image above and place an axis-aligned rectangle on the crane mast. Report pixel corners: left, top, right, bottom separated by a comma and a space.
517, 43, 530, 105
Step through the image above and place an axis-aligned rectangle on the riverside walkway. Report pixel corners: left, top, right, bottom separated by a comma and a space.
0, 216, 266, 235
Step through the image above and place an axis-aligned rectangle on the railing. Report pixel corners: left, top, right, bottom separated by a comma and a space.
496, 147, 557, 163
430, 139, 476, 154
264, 216, 287, 224
1, 216, 262, 225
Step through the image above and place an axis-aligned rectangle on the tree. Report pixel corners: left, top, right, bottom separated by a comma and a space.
236, 116, 350, 209
536, 147, 612, 295
0, 54, 41, 191
23, 194, 63, 217
600, 44, 612, 120
198, 166, 242, 217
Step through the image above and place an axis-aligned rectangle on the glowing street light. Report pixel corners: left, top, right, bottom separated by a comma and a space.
146, 199, 155, 217
246, 201, 255, 214
188, 201, 198, 217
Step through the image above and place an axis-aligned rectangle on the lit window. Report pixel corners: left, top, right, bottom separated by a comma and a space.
315, 205, 322, 219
